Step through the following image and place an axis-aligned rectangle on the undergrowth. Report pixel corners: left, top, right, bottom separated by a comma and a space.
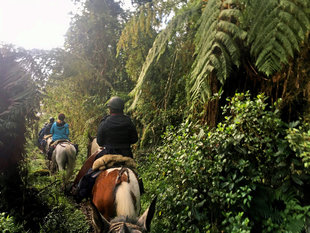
138, 92, 310, 232
0, 138, 91, 233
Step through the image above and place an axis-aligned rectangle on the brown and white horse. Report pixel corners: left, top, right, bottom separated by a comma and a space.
90, 166, 141, 232
72, 152, 142, 231
91, 196, 157, 233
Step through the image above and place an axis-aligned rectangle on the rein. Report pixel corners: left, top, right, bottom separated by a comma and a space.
108, 222, 144, 233
116, 167, 130, 184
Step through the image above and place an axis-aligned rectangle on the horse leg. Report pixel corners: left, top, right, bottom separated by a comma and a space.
51, 151, 58, 174
65, 146, 76, 181
55, 153, 66, 171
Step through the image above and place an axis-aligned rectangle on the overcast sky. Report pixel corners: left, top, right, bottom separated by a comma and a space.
0, 0, 75, 50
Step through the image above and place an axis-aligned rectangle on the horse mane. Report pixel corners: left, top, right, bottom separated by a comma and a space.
110, 215, 145, 232
110, 215, 139, 225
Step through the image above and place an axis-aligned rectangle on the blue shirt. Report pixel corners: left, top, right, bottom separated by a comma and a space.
50, 121, 69, 141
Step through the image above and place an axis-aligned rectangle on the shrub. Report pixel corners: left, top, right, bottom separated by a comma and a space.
0, 212, 23, 233
40, 204, 91, 233
139, 92, 310, 232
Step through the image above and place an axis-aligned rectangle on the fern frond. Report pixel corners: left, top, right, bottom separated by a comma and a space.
190, 0, 245, 102
247, 0, 310, 76
129, 0, 202, 110
215, 31, 240, 65
246, 0, 277, 45
280, 0, 310, 32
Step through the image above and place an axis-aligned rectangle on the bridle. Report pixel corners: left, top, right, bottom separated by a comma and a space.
108, 222, 145, 233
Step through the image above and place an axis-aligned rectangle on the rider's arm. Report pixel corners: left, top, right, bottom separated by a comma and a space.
129, 121, 138, 144
96, 121, 106, 147
50, 123, 55, 135
65, 124, 69, 138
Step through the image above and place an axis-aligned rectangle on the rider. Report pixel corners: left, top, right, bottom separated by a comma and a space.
39, 117, 55, 152
47, 113, 70, 159
74, 96, 138, 203
96, 96, 138, 159
51, 113, 69, 141
38, 122, 48, 146
44, 117, 55, 136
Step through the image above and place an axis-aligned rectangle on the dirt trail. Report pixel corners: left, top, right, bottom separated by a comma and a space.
79, 201, 96, 232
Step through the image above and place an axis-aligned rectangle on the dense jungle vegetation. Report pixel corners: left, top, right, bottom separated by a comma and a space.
1, 0, 310, 232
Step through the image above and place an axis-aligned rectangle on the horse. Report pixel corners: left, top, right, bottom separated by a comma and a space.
45, 136, 76, 182
92, 167, 141, 220
90, 196, 157, 233
87, 135, 100, 158
74, 154, 142, 231
51, 141, 76, 180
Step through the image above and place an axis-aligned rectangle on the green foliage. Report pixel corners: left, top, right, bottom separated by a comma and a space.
24, 139, 91, 232
40, 205, 90, 233
128, 0, 310, 114
129, 0, 201, 109
0, 213, 23, 233
250, 186, 310, 233
286, 123, 310, 169
190, 0, 246, 102
117, 3, 157, 82
244, 0, 310, 76
0, 45, 40, 151
65, 0, 129, 94
222, 212, 251, 233
139, 92, 310, 232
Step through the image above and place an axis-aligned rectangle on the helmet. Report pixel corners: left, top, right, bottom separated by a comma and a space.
49, 117, 55, 123
107, 96, 124, 111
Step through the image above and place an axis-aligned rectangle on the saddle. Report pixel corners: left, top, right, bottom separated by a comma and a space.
47, 139, 76, 160
51, 139, 71, 147
73, 153, 144, 202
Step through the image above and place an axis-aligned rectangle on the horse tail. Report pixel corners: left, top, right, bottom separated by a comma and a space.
64, 143, 76, 179
115, 168, 141, 218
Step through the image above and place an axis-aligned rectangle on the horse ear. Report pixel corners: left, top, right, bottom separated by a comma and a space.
90, 200, 110, 233
137, 196, 157, 232
88, 132, 93, 141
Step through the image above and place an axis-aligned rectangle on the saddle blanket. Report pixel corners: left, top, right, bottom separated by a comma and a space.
92, 154, 136, 171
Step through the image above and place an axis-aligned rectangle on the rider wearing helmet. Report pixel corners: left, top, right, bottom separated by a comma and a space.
74, 96, 138, 202
96, 96, 138, 158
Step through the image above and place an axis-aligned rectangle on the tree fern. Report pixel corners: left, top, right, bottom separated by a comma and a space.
246, 0, 310, 76
190, 0, 246, 102
117, 3, 157, 82
128, 0, 309, 112
129, 0, 202, 109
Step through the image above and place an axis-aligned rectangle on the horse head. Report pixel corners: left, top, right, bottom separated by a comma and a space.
87, 135, 100, 158
90, 197, 157, 233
